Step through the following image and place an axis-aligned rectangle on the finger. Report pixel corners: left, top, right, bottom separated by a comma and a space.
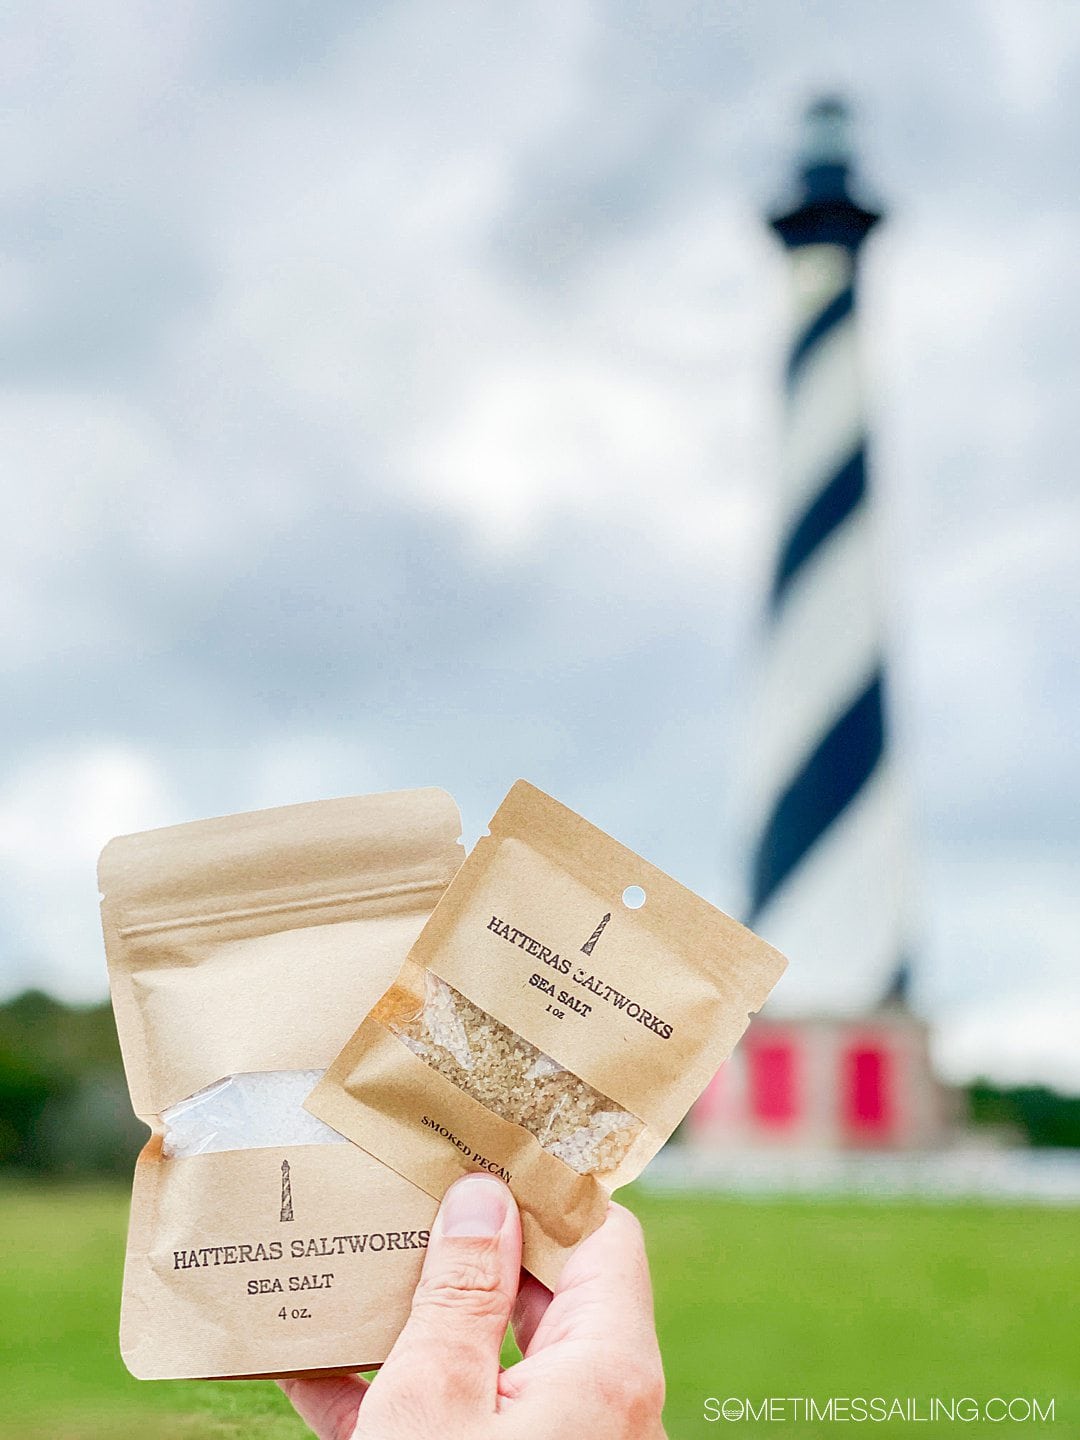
523, 1201, 657, 1354
503, 1202, 665, 1429
510, 1271, 552, 1357
374, 1174, 522, 1416
278, 1374, 368, 1440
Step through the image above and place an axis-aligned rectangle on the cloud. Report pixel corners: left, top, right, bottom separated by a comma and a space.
936, 990, 1080, 1092
0, 743, 180, 997
0, 0, 1076, 1089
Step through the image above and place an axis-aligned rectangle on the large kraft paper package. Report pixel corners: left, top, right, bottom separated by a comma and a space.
307, 780, 787, 1289
99, 787, 463, 1380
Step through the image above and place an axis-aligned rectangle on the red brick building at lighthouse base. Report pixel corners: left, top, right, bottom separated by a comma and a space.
689, 1009, 953, 1153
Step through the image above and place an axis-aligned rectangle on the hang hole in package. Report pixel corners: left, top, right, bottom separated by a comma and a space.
307, 780, 788, 1287
99, 788, 463, 1380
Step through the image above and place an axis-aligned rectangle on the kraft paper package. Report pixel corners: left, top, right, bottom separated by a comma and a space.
99, 787, 463, 1381
307, 780, 788, 1288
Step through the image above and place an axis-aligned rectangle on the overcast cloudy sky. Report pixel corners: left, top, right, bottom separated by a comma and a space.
2, 0, 1077, 1089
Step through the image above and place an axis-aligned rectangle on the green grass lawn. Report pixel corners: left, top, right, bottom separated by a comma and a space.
1, 1183, 1075, 1439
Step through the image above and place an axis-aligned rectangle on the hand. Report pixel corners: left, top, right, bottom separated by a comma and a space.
280, 1173, 667, 1439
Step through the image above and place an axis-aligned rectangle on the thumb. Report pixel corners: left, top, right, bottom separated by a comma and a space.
377, 1175, 521, 1416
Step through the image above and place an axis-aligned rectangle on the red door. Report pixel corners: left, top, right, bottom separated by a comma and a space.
748, 1038, 799, 1130
842, 1042, 894, 1143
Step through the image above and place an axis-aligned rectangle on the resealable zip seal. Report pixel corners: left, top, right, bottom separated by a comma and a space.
307, 779, 787, 1288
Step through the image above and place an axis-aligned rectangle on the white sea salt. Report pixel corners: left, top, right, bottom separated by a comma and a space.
162, 1070, 347, 1158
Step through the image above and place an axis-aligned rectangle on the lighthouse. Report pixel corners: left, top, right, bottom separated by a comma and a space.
746, 96, 907, 1015
690, 100, 949, 1153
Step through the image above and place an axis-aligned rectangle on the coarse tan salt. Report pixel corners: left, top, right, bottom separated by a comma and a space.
162, 1070, 347, 1158
388, 973, 643, 1176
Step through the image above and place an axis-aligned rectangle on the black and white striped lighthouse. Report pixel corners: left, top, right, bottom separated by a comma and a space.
746, 98, 908, 1014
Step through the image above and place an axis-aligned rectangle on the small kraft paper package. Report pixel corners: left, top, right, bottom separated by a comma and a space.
307, 780, 787, 1287
100, 787, 463, 1380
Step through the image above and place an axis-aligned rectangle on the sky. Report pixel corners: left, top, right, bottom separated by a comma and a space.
1, 0, 1078, 1090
